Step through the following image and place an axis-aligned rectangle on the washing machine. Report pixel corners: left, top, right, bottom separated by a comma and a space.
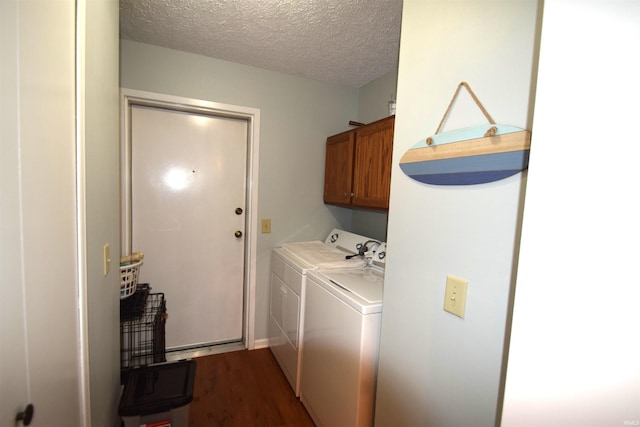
300, 251, 385, 427
268, 229, 383, 397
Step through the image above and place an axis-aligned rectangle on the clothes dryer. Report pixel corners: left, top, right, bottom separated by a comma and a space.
300, 260, 385, 427
268, 229, 383, 396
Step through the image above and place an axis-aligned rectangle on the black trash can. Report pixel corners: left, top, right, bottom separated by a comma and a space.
118, 359, 196, 427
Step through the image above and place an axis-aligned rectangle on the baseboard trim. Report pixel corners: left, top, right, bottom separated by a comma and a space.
253, 337, 271, 349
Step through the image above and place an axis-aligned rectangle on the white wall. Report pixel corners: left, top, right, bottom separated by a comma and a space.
83, 1, 121, 425
358, 68, 398, 125
120, 40, 357, 341
502, 1, 640, 425
375, 1, 539, 426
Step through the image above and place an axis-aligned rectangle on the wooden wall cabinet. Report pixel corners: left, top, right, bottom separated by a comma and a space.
323, 116, 394, 210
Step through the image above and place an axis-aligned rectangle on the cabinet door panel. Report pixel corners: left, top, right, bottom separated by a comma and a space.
323, 130, 355, 205
353, 117, 394, 209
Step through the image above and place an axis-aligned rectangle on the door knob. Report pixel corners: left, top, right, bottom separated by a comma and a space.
235, 230, 243, 238
16, 404, 34, 426
235, 207, 243, 215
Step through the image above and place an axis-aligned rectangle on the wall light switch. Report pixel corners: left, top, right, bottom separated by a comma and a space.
103, 243, 111, 277
444, 275, 467, 318
261, 218, 271, 234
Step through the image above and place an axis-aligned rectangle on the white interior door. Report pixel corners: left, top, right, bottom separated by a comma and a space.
130, 105, 248, 349
1, 246, 30, 426
2, 1, 87, 424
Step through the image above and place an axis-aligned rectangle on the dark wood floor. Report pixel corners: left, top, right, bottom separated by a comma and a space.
189, 348, 315, 427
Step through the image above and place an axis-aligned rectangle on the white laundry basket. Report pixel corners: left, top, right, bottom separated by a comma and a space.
120, 260, 143, 299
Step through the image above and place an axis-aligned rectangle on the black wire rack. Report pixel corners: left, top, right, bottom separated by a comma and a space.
120, 284, 166, 382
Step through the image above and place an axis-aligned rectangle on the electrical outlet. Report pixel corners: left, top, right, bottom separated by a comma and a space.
261, 218, 271, 233
444, 275, 467, 318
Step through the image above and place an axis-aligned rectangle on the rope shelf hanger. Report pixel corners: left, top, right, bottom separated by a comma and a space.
428, 81, 497, 145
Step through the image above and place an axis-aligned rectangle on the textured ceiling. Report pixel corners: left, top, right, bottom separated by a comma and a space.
119, 0, 402, 88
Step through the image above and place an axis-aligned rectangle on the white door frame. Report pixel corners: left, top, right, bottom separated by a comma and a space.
120, 88, 260, 349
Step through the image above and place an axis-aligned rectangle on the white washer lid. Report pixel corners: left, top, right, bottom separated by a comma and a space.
282, 241, 365, 269
320, 269, 383, 303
